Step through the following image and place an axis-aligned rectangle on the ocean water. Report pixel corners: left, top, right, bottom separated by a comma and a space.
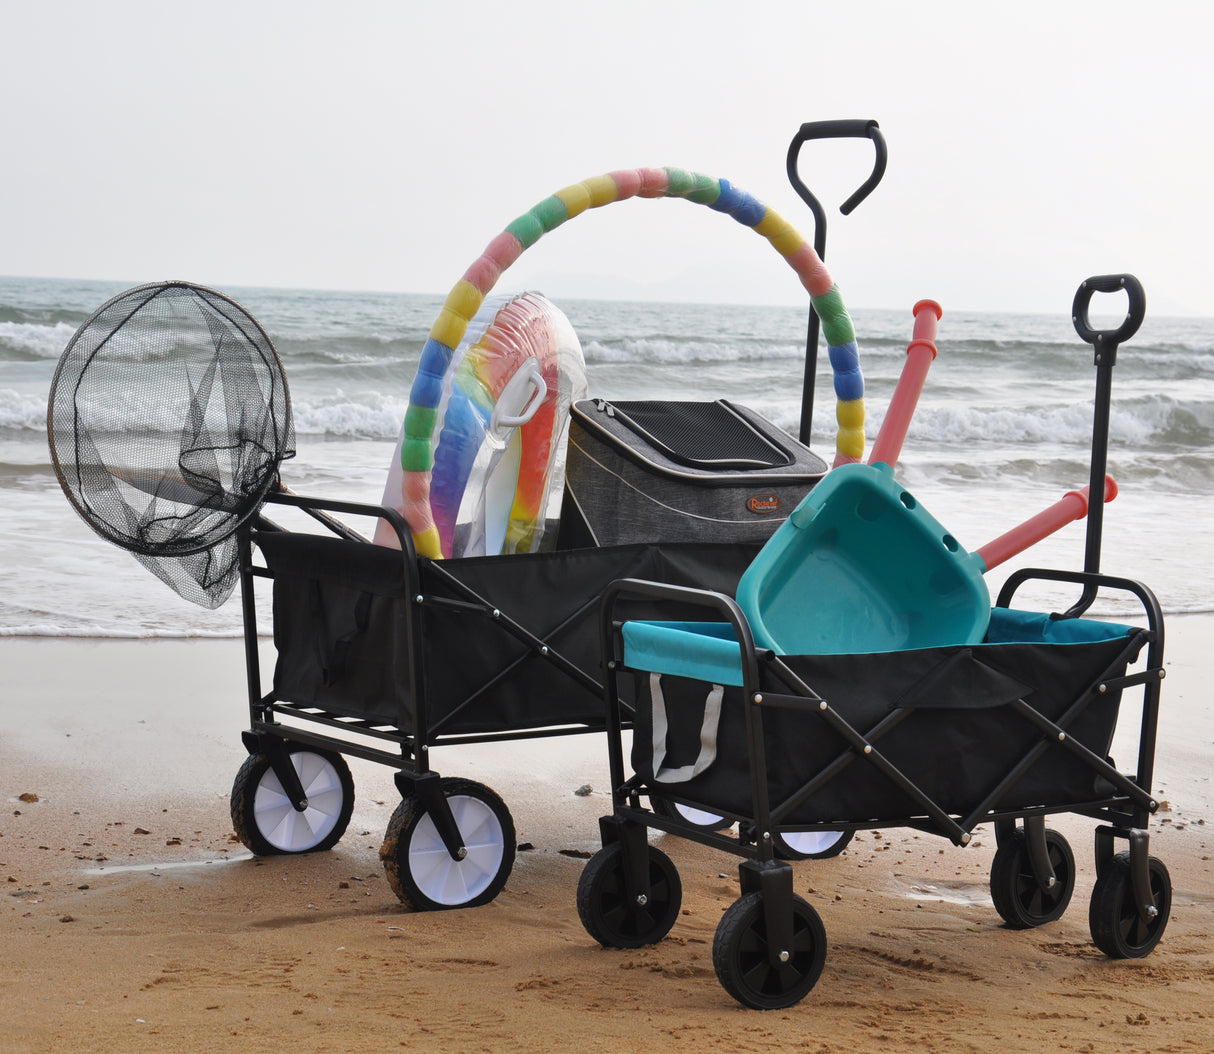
2, 274, 1211, 637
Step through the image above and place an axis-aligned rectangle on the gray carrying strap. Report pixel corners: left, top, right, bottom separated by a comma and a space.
649, 673, 723, 783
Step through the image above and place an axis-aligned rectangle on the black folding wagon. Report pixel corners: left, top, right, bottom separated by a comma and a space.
576, 275, 1173, 1009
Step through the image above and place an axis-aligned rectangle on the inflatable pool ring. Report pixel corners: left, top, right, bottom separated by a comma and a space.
391, 167, 865, 559
375, 291, 586, 557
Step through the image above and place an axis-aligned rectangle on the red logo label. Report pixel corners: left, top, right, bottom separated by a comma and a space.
746, 495, 781, 515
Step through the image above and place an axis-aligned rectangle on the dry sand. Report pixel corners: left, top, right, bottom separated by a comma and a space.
3, 617, 1211, 1053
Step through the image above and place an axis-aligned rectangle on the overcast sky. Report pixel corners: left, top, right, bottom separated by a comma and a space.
3, 1, 1211, 316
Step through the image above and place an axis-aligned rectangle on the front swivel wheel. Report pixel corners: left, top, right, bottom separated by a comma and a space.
230, 745, 355, 855
989, 827, 1076, 929
1089, 851, 1171, 959
380, 777, 515, 911
713, 890, 827, 1009
577, 842, 682, 948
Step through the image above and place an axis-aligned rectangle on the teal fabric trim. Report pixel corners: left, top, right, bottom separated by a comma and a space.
619, 609, 1137, 688
985, 608, 1135, 645
621, 621, 745, 687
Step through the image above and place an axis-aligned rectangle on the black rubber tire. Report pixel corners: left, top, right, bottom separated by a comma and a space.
773, 829, 854, 861
1089, 851, 1171, 959
380, 777, 515, 911
989, 827, 1076, 929
230, 745, 354, 856
576, 842, 682, 949
712, 890, 827, 1010
651, 796, 732, 831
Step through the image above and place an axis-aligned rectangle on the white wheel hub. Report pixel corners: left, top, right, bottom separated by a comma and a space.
779, 830, 846, 856
673, 803, 726, 828
254, 752, 346, 852
409, 794, 505, 906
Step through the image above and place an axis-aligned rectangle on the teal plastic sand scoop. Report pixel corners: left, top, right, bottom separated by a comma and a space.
734, 462, 990, 655
734, 464, 1119, 656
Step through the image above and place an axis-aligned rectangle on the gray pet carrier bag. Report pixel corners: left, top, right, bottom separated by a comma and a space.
558, 398, 828, 547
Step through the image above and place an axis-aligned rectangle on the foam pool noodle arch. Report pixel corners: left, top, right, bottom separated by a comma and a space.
392, 167, 865, 559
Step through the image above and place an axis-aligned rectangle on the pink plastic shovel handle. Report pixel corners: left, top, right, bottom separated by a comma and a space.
868, 299, 942, 468
976, 475, 1119, 572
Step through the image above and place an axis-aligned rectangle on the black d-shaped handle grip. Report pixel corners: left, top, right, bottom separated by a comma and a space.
1072, 274, 1146, 348
787, 119, 887, 237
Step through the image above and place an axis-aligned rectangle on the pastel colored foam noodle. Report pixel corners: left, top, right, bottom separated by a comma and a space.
386, 168, 867, 557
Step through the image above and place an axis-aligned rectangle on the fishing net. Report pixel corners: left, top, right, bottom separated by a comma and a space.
47, 281, 294, 608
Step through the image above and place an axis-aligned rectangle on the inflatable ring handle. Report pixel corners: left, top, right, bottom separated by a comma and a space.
400, 168, 865, 558
491, 362, 548, 432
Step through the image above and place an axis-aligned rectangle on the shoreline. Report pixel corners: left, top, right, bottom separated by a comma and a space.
5, 600, 1211, 644
2, 620, 1210, 1052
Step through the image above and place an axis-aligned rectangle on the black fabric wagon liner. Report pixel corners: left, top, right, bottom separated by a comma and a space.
257, 530, 759, 738
626, 609, 1147, 826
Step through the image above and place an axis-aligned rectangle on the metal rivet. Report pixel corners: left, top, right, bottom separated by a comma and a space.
414, 594, 424, 604
492, 608, 501, 619
539, 645, 549, 656
778, 950, 790, 963
863, 745, 872, 755
1058, 732, 1067, 742
753, 693, 763, 704
456, 848, 467, 860
1098, 683, 1107, 694
635, 893, 648, 906
819, 701, 827, 711
762, 831, 771, 842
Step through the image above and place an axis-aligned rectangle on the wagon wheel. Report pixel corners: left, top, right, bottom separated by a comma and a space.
651, 796, 732, 832
380, 777, 515, 911
989, 827, 1076, 928
712, 890, 827, 1010
773, 830, 854, 861
230, 745, 355, 855
577, 842, 682, 948
1089, 851, 1172, 959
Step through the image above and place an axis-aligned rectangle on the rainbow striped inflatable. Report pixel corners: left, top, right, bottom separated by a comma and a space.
375, 291, 586, 558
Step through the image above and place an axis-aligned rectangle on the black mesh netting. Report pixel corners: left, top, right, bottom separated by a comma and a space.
47, 281, 294, 608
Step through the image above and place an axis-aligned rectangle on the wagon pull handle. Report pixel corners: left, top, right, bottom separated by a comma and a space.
976, 476, 1118, 572
1060, 274, 1145, 618
787, 120, 887, 447
1073, 274, 1146, 360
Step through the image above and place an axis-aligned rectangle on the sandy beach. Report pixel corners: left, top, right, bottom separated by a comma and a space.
3, 617, 1210, 1053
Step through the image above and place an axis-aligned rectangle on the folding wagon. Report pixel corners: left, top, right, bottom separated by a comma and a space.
578, 274, 1172, 1008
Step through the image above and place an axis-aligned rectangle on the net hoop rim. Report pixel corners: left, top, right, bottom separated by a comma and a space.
46, 280, 293, 556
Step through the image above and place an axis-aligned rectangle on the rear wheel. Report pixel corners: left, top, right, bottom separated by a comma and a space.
989, 827, 1075, 929
651, 796, 732, 831
380, 777, 515, 911
577, 842, 682, 948
773, 829, 854, 861
1089, 852, 1171, 959
713, 891, 827, 1010
230, 746, 354, 855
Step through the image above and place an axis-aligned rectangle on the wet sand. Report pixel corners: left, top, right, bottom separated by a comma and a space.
3, 618, 1211, 1053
